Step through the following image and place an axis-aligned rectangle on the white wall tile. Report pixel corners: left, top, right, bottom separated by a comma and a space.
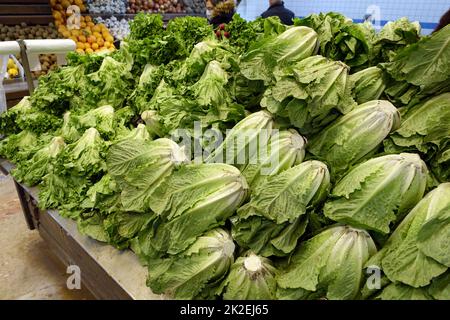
237, 0, 449, 34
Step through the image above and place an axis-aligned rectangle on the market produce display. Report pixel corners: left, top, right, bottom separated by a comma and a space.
183, 0, 206, 14
95, 16, 130, 40
51, 0, 116, 53
31, 54, 60, 78
127, 0, 186, 14
4, 58, 20, 79
86, 0, 127, 14
4, 54, 59, 80
0, 12, 449, 300
0, 23, 59, 41
0, 23, 60, 79
50, 0, 87, 18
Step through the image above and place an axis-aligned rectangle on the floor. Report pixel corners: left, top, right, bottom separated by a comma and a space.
0, 172, 94, 300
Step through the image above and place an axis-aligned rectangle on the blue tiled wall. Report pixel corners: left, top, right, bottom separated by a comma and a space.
237, 0, 449, 34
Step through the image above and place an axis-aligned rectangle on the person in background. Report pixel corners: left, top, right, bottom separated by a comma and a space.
261, 0, 295, 25
206, 0, 215, 19
363, 14, 374, 23
434, 8, 450, 32
208, 0, 237, 28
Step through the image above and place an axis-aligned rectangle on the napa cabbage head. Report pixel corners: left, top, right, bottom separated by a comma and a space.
146, 228, 235, 300
261, 55, 357, 135
385, 93, 450, 167
324, 153, 428, 234
240, 26, 318, 83
308, 100, 401, 178
206, 110, 274, 169
277, 225, 377, 300
366, 183, 450, 288
241, 129, 306, 188
232, 160, 330, 257
350, 67, 386, 104
143, 163, 248, 256
107, 137, 189, 213
219, 252, 278, 300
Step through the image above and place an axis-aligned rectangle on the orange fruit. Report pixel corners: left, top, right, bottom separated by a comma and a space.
61, 0, 70, 9
92, 25, 101, 33
76, 48, 84, 54
74, 0, 83, 5
91, 43, 99, 50
80, 22, 86, 28
53, 10, 62, 20
62, 30, 71, 38
76, 42, 85, 49
69, 36, 78, 42
104, 41, 111, 48
87, 35, 96, 43
87, 22, 95, 28
85, 48, 93, 54
85, 15, 92, 22
105, 35, 114, 43
97, 38, 104, 47
78, 35, 86, 42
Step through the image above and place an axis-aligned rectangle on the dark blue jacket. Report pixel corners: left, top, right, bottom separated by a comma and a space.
261, 2, 295, 25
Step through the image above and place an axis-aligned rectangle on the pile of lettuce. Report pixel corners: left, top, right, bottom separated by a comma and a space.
0, 12, 449, 301
381, 25, 450, 106
294, 12, 377, 72
127, 13, 215, 70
